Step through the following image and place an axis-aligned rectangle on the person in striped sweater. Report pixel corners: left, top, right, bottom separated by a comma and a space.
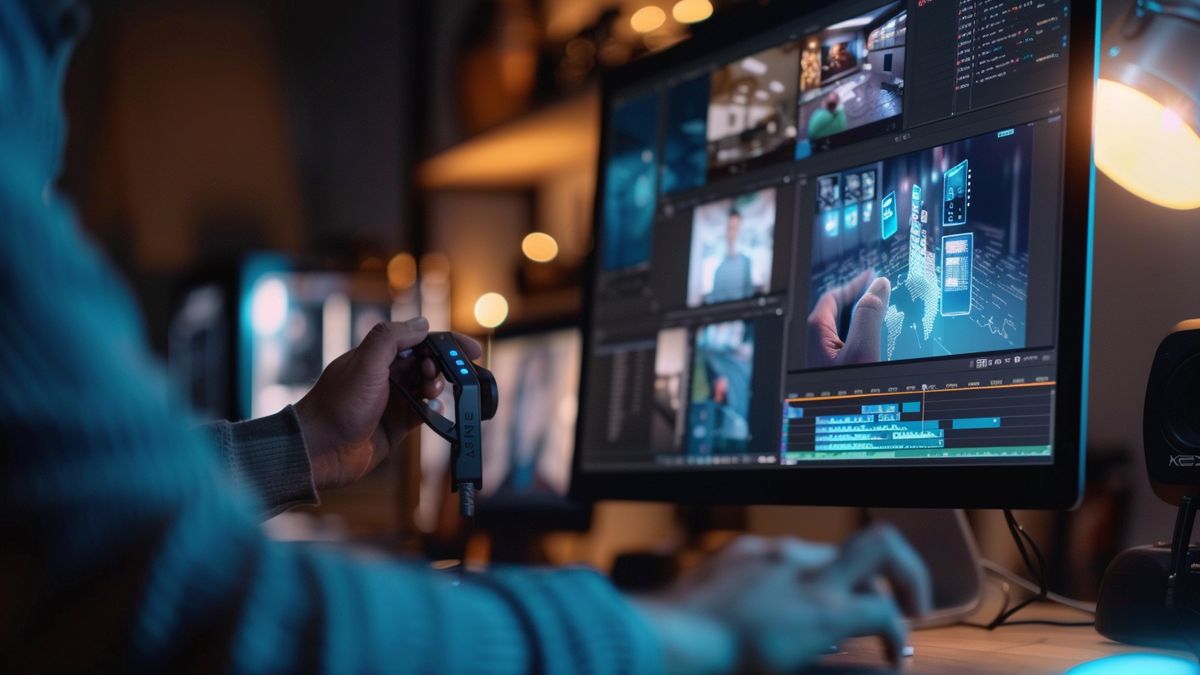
0, 2, 930, 672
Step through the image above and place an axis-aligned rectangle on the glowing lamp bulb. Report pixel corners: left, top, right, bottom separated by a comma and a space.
631, 6, 666, 33
673, 0, 713, 23
474, 292, 509, 329
521, 232, 559, 263
387, 252, 417, 290
1094, 78, 1200, 210
250, 277, 289, 335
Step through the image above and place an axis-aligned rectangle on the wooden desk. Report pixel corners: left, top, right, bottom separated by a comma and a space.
813, 605, 1193, 674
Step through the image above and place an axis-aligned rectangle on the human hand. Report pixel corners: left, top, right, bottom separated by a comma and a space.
807, 269, 891, 367
294, 317, 483, 490
633, 526, 932, 675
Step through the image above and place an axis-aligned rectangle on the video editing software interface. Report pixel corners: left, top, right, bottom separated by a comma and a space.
580, 0, 1072, 471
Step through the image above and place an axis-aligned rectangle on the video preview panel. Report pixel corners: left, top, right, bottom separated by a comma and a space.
688, 320, 756, 455
661, 74, 711, 195
805, 124, 1034, 368
601, 91, 660, 272
705, 44, 800, 179
796, 2, 906, 158
686, 187, 777, 307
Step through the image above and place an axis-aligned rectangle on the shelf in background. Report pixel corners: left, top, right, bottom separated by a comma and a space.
417, 87, 600, 189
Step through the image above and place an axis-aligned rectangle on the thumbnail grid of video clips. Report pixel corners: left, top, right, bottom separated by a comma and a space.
602, 0, 907, 273
595, 0, 1057, 460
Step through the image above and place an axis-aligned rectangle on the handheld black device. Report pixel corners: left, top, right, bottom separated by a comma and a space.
392, 332, 498, 518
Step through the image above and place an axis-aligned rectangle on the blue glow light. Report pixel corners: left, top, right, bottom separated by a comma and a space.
455, 359, 465, 366
1108, 45, 1119, 57
449, 350, 459, 357
1066, 654, 1199, 675
459, 368, 468, 375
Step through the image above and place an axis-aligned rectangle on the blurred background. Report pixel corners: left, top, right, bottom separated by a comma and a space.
55, 0, 1200, 599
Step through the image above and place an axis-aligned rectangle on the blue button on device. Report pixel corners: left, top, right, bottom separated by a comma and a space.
459, 368, 469, 375
449, 350, 459, 357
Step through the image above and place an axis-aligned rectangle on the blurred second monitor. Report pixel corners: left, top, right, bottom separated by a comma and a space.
417, 326, 590, 532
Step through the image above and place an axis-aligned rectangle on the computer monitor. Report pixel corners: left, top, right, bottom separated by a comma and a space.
418, 325, 591, 532
572, 0, 1097, 508
477, 325, 591, 530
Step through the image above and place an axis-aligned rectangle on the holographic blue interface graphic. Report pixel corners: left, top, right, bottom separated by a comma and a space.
940, 232, 973, 316
601, 92, 660, 271
808, 124, 1033, 366
942, 160, 968, 226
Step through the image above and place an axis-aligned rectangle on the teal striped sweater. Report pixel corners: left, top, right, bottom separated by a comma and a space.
0, 2, 660, 672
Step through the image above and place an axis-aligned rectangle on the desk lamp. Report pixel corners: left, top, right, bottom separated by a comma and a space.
1093, 0, 1200, 210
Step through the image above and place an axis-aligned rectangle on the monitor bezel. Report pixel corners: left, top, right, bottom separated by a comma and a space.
571, 0, 1097, 509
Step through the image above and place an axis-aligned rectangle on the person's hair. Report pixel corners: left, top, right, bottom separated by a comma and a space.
728, 209, 741, 220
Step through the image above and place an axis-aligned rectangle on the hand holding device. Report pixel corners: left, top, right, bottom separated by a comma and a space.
295, 318, 448, 490
390, 331, 498, 518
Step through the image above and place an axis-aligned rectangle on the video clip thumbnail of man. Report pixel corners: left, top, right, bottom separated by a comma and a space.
688, 320, 755, 455
806, 125, 1034, 368
652, 326, 692, 452
795, 2, 906, 158
686, 187, 776, 308
706, 44, 800, 177
602, 91, 659, 272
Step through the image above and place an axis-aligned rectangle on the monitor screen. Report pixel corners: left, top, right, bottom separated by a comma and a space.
417, 327, 590, 532
574, 0, 1095, 508
481, 328, 581, 509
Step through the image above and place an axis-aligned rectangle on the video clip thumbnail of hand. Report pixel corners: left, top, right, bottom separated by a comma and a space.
481, 330, 580, 499
706, 44, 800, 178
602, 91, 660, 272
661, 74, 711, 196
652, 327, 691, 452
686, 187, 777, 307
806, 125, 1033, 369
795, 2, 906, 158
688, 320, 755, 454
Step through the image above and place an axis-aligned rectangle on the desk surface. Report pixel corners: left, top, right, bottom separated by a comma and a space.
815, 604, 1193, 674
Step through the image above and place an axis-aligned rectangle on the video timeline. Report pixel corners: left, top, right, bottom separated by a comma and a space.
782, 381, 1054, 463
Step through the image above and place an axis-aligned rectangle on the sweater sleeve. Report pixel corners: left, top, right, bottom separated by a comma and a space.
0, 3, 663, 670
202, 406, 320, 519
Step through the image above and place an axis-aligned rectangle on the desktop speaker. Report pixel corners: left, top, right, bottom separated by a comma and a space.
1095, 320, 1200, 653
1143, 319, 1200, 506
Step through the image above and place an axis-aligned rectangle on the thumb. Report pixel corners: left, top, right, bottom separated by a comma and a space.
355, 318, 430, 373
839, 277, 890, 365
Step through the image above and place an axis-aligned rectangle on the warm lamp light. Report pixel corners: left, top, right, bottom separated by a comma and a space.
521, 232, 559, 262
672, 0, 713, 24
1094, 80, 1200, 210
474, 292, 509, 329
1095, 0, 1200, 210
387, 252, 417, 290
631, 6, 667, 33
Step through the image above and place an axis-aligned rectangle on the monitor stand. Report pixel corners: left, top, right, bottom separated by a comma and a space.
867, 508, 984, 627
